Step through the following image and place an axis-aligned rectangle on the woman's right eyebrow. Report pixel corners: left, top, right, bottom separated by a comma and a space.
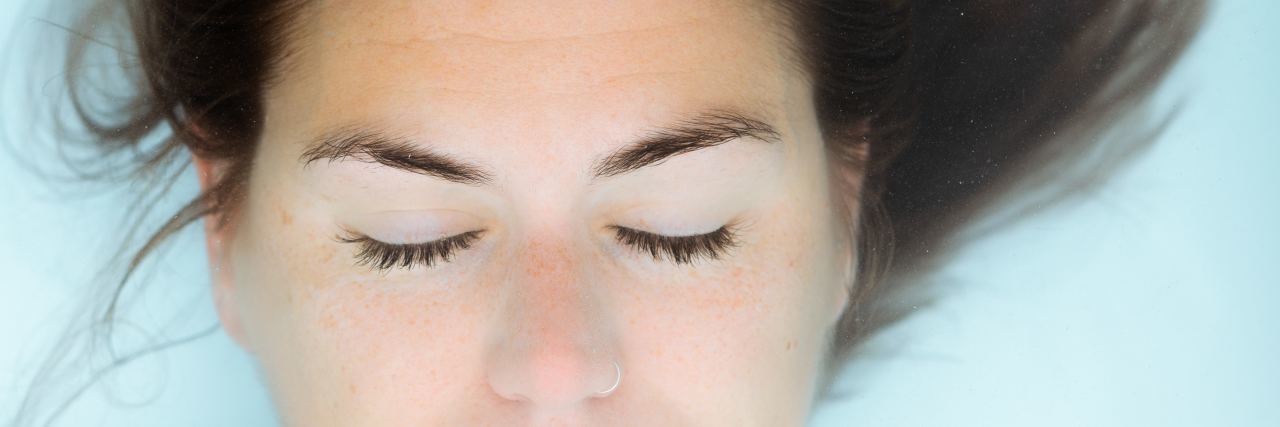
299, 127, 494, 186
297, 108, 781, 186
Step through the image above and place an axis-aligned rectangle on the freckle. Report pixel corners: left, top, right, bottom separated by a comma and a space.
321, 310, 336, 329
278, 207, 293, 225
786, 339, 795, 351
318, 245, 336, 265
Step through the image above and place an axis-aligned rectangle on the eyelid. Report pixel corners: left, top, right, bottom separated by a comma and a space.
608, 224, 739, 264
336, 227, 476, 245
338, 229, 485, 270
342, 209, 485, 244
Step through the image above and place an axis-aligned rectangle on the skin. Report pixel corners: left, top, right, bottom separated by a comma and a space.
199, 0, 861, 425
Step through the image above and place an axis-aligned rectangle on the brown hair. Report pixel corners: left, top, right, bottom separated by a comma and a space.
9, 0, 1205, 424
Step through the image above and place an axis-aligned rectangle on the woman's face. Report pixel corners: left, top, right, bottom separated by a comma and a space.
206, 0, 858, 425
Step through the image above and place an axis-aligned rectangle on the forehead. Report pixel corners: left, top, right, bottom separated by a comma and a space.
265, 0, 800, 156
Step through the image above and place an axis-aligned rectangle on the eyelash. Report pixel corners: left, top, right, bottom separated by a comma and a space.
608, 225, 738, 265
340, 224, 738, 271
340, 230, 484, 270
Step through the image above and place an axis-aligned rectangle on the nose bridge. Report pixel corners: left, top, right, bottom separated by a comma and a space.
517, 236, 596, 353
486, 230, 620, 408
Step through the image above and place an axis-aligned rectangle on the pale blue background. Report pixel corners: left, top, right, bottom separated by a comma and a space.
2, 1, 1277, 426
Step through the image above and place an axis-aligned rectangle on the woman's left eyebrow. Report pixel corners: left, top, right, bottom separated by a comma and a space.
297, 108, 781, 185
590, 109, 781, 179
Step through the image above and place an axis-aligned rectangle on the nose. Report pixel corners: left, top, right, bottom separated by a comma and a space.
485, 238, 621, 411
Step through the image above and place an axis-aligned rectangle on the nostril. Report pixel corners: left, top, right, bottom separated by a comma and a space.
591, 361, 622, 398
487, 361, 530, 403
485, 344, 621, 407
501, 390, 530, 403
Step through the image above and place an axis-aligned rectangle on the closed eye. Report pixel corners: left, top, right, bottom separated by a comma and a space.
339, 230, 484, 270
608, 225, 738, 264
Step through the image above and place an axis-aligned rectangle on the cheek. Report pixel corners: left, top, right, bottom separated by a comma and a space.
301, 283, 481, 411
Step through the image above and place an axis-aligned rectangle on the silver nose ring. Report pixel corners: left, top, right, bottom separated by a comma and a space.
594, 361, 621, 397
